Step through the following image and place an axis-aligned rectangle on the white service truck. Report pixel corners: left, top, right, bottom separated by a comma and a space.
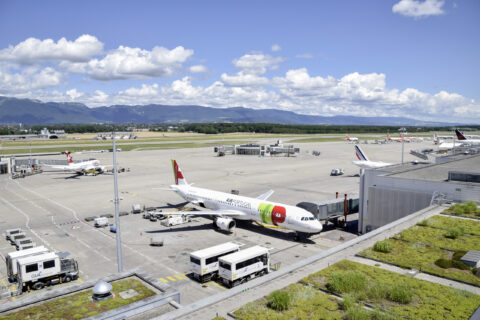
218, 246, 270, 288
16, 252, 79, 291
5, 228, 22, 241
6, 246, 49, 282
190, 242, 241, 282
161, 214, 191, 227
94, 217, 109, 227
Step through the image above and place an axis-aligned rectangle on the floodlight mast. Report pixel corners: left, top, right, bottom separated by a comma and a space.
112, 131, 123, 272
399, 127, 406, 164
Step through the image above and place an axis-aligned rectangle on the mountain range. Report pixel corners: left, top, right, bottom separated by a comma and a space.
0, 96, 455, 126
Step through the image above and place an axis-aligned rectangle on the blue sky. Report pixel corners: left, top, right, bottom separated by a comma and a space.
0, 0, 478, 123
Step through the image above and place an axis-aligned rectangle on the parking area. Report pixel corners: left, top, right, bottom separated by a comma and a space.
0, 140, 433, 305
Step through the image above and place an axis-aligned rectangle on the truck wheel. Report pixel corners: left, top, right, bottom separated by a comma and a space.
33, 282, 44, 290
63, 276, 72, 283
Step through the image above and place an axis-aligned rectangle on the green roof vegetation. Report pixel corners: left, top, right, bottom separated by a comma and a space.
359, 239, 480, 286
0, 278, 155, 320
443, 202, 480, 219
302, 260, 479, 319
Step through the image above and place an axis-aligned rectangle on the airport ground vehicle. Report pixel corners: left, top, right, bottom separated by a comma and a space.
17, 243, 36, 251
94, 217, 109, 227
330, 168, 344, 176
16, 252, 79, 291
5, 228, 22, 241
190, 242, 241, 282
14, 237, 34, 249
6, 246, 49, 282
218, 246, 269, 288
9, 233, 26, 244
161, 215, 191, 227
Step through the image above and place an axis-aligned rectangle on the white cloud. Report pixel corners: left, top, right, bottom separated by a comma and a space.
233, 53, 284, 75
62, 45, 194, 80
392, 0, 445, 18
0, 35, 103, 64
0, 65, 63, 93
189, 65, 208, 73
221, 72, 269, 87
271, 44, 281, 52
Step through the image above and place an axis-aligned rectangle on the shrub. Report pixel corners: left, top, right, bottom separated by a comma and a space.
327, 271, 367, 294
435, 258, 453, 269
452, 250, 468, 261
476, 209, 480, 217
445, 227, 464, 239
388, 284, 413, 304
473, 268, 479, 276
417, 219, 430, 227
454, 206, 465, 215
367, 283, 388, 301
465, 202, 478, 214
267, 290, 291, 311
341, 294, 356, 310
373, 240, 393, 253
345, 303, 370, 320
451, 260, 470, 270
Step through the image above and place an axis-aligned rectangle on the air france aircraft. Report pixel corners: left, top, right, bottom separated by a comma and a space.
166, 160, 322, 240
352, 145, 392, 169
44, 152, 107, 175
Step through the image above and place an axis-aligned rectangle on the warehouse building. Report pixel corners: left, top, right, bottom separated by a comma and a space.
359, 153, 480, 233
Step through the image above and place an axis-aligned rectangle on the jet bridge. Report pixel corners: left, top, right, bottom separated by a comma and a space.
297, 196, 359, 226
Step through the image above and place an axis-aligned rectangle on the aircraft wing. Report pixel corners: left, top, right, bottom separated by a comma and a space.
164, 209, 248, 217
256, 189, 274, 201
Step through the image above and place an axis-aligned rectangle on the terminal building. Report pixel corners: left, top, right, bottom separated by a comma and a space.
359, 153, 480, 233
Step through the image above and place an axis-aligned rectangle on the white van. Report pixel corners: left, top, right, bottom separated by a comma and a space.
94, 217, 109, 227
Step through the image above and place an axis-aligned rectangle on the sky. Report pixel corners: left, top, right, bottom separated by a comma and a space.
0, 0, 479, 123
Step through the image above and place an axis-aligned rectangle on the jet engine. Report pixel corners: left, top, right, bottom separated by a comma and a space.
214, 217, 236, 232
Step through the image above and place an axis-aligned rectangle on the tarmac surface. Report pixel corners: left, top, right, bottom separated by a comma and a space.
0, 138, 434, 308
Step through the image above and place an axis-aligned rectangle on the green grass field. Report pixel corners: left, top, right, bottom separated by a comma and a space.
0, 278, 155, 320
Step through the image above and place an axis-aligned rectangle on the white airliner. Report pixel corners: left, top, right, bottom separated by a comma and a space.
438, 129, 480, 150
44, 152, 107, 175
352, 145, 392, 169
456, 129, 480, 145
165, 160, 322, 240
345, 135, 358, 142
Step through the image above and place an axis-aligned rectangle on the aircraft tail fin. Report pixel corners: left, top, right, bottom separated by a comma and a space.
355, 145, 369, 161
387, 134, 391, 141
66, 152, 73, 164
171, 160, 188, 185
455, 129, 466, 140
345, 135, 350, 141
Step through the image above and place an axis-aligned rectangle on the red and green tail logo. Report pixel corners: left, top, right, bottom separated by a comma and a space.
258, 203, 286, 226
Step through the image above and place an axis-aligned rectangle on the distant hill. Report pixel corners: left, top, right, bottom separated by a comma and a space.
0, 96, 454, 126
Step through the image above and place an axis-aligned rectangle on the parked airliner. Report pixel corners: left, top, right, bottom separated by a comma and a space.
44, 152, 107, 175
165, 160, 322, 240
345, 135, 358, 142
352, 145, 392, 169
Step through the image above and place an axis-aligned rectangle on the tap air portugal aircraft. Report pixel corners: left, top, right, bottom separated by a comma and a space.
167, 160, 322, 240
45, 152, 108, 175
353, 145, 392, 169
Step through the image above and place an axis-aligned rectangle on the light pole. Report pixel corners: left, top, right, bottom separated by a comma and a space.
112, 131, 123, 272
399, 127, 406, 164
